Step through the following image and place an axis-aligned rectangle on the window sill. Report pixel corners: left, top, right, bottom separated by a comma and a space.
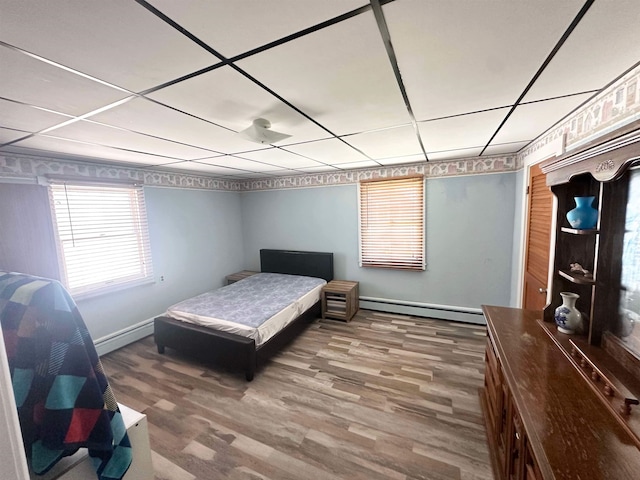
72, 277, 155, 302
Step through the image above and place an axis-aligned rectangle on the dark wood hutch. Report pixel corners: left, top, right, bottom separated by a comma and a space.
480, 120, 640, 480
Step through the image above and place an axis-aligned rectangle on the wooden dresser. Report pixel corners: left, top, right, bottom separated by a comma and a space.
480, 305, 640, 480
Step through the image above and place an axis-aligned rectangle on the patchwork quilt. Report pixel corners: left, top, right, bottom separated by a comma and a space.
0, 272, 132, 480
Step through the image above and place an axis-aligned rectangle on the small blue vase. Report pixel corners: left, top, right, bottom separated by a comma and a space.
566, 196, 598, 229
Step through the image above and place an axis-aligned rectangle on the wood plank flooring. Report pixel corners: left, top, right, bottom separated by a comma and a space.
101, 309, 493, 480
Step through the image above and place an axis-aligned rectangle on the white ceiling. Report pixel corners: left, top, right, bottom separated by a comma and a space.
1, 0, 639, 179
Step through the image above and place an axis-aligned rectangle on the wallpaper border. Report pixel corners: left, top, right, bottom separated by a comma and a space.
518, 64, 640, 163
0, 152, 242, 191
2, 64, 639, 192
237, 156, 517, 191
0, 151, 517, 192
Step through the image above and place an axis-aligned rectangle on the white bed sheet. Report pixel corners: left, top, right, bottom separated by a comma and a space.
166, 281, 324, 346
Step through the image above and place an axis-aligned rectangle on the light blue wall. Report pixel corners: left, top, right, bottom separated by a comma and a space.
63, 172, 520, 337
77, 186, 244, 339
241, 184, 359, 282
240, 172, 517, 312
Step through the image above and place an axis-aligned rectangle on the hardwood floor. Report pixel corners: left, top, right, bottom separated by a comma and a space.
101, 309, 493, 480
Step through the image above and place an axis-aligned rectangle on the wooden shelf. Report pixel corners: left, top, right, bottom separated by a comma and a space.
561, 227, 599, 235
558, 269, 595, 285
568, 338, 639, 414
538, 319, 640, 448
539, 318, 589, 344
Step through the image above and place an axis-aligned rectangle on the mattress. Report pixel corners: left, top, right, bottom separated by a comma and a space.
166, 272, 326, 346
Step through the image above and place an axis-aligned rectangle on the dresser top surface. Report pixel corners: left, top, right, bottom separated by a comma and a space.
483, 305, 640, 480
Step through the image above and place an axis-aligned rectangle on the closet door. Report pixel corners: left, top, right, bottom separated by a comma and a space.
0, 183, 60, 279
522, 164, 553, 311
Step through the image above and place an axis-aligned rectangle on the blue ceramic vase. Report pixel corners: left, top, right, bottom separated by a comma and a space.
566, 196, 598, 229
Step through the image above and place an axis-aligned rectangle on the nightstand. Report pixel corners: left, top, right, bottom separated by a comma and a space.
322, 280, 359, 321
226, 270, 259, 285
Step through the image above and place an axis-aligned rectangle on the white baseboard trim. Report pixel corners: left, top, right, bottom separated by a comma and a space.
94, 317, 156, 356
92, 298, 485, 357
360, 296, 485, 325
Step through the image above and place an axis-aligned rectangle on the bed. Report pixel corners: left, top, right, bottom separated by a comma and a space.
154, 249, 334, 381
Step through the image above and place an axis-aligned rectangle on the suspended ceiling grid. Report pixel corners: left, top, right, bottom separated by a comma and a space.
0, 0, 639, 179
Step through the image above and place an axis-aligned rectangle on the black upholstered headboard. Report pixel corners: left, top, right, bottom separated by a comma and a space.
260, 249, 334, 282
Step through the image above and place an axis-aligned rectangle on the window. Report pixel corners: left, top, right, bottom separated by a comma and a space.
49, 180, 153, 297
358, 176, 425, 270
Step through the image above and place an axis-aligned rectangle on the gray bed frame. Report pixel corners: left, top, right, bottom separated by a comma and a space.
154, 249, 334, 381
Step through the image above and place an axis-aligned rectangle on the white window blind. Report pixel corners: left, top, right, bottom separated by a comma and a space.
49, 181, 153, 297
359, 176, 425, 271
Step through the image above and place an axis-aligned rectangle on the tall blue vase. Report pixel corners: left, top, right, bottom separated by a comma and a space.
566, 196, 598, 229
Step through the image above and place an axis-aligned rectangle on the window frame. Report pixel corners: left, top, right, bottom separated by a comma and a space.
48, 178, 154, 298
358, 175, 425, 271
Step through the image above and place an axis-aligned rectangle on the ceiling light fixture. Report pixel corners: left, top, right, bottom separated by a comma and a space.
238, 118, 291, 144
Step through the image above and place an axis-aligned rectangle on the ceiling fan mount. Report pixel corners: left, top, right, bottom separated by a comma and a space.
238, 118, 292, 145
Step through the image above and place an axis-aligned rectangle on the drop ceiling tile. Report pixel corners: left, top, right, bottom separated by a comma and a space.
284, 138, 369, 165
233, 171, 277, 178
0, 0, 215, 92
333, 160, 380, 169
47, 120, 214, 160
377, 153, 427, 166
147, 0, 367, 58
0, 99, 71, 133
428, 147, 484, 161
384, 0, 585, 120
342, 125, 422, 159
296, 165, 340, 173
482, 141, 531, 156
160, 161, 245, 176
148, 66, 330, 144
268, 169, 305, 177
90, 97, 272, 154
237, 11, 411, 135
524, 0, 640, 102
240, 148, 324, 169
492, 93, 593, 145
1, 2, 634, 180
418, 108, 509, 153
0, 127, 29, 144
0, 47, 130, 116
10, 135, 178, 166
199, 156, 283, 172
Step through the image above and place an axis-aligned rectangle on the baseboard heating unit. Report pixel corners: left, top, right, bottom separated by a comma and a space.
360, 296, 485, 325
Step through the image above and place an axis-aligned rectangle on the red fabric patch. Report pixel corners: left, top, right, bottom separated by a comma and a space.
64, 408, 102, 444
34, 401, 45, 425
